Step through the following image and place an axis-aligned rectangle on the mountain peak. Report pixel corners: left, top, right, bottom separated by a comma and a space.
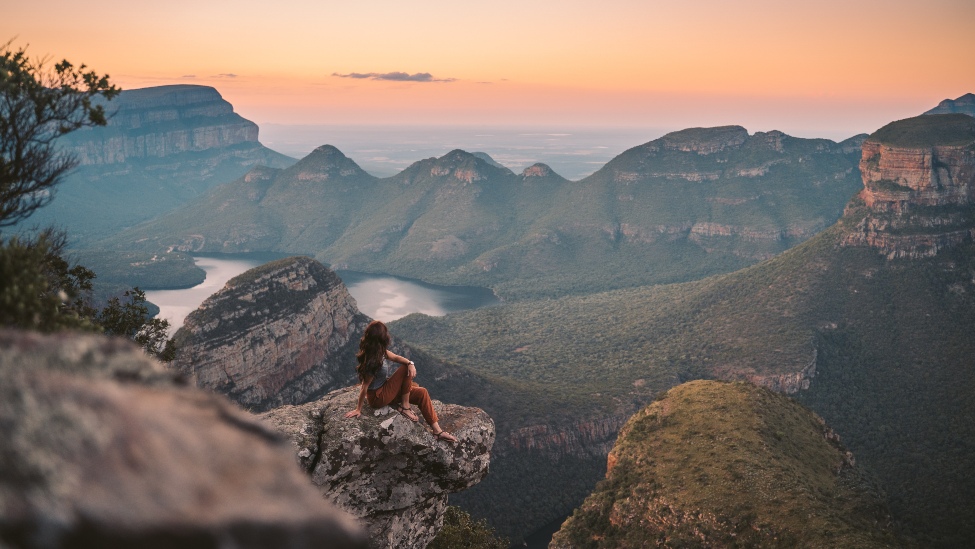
288, 145, 370, 181
657, 125, 749, 155
520, 163, 556, 178
924, 92, 975, 117
422, 149, 512, 183
472, 151, 506, 169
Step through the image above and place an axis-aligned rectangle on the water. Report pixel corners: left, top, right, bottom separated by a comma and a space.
336, 270, 498, 322
146, 255, 498, 334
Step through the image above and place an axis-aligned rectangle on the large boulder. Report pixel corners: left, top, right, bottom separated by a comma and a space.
0, 329, 367, 548
173, 256, 370, 412
262, 386, 495, 549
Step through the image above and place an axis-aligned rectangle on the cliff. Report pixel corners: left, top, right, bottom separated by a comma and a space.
551, 381, 901, 548
843, 114, 975, 258
0, 329, 367, 548
262, 386, 495, 549
61, 85, 262, 165
173, 256, 370, 412
26, 85, 294, 244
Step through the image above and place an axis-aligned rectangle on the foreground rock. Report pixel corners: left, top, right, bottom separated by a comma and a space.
174, 256, 370, 412
551, 381, 901, 548
262, 386, 495, 549
0, 329, 367, 549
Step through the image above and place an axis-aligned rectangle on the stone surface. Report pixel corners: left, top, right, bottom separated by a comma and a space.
173, 256, 370, 412
843, 114, 975, 258
0, 329, 367, 548
261, 386, 495, 549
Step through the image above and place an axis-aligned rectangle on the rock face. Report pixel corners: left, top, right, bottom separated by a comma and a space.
173, 256, 370, 412
843, 114, 975, 258
551, 381, 900, 548
61, 85, 260, 165
924, 92, 975, 118
261, 386, 495, 549
26, 85, 294, 244
0, 329, 367, 549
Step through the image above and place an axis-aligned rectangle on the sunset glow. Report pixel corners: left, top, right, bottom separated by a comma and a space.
5, 0, 975, 136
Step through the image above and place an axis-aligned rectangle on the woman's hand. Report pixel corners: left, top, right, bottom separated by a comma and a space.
407, 361, 417, 379
345, 409, 361, 419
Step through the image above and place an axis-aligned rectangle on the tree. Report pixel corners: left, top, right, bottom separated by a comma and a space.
97, 288, 176, 361
428, 507, 509, 549
0, 41, 118, 227
0, 43, 175, 361
0, 228, 97, 332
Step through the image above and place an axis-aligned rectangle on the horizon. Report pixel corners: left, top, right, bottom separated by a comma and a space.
5, 0, 974, 139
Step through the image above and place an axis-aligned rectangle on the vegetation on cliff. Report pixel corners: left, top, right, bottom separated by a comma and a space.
869, 113, 975, 148
550, 381, 900, 548
104, 127, 863, 300
393, 115, 975, 545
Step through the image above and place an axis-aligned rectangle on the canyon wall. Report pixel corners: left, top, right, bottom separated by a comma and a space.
173, 256, 370, 412
61, 85, 262, 165
843, 114, 975, 258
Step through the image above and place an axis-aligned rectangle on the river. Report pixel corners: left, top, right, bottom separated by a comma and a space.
145, 254, 498, 334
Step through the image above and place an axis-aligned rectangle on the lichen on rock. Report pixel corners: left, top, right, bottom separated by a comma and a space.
262, 385, 496, 549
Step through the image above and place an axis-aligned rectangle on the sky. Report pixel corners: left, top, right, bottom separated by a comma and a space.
5, 0, 975, 138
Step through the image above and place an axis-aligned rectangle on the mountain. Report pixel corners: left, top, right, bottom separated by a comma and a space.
924, 92, 975, 118
105, 126, 864, 300
166, 255, 629, 543
391, 114, 975, 545
550, 381, 901, 548
23, 85, 294, 243
172, 256, 370, 412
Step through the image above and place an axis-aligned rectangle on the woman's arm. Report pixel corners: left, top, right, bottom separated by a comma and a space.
386, 350, 416, 378
344, 378, 371, 418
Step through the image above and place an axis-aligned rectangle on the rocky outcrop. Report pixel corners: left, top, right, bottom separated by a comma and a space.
924, 92, 975, 118
0, 329, 367, 549
843, 114, 975, 258
60, 85, 266, 165
261, 386, 495, 549
173, 256, 370, 412
656, 125, 749, 155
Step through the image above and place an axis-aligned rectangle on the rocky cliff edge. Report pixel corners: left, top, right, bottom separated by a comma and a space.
173, 256, 370, 412
0, 329, 367, 548
262, 386, 495, 549
843, 113, 975, 258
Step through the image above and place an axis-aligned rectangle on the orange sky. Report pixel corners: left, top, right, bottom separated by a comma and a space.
5, 0, 975, 137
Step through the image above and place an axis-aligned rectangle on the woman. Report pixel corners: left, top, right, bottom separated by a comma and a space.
344, 320, 458, 442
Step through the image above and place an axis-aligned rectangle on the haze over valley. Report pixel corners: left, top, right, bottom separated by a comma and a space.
3, 2, 975, 548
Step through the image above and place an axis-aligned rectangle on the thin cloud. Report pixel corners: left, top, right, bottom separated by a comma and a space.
181, 74, 196, 78
332, 71, 456, 83
212, 73, 238, 78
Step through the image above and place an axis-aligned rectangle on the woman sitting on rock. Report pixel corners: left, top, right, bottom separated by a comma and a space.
345, 320, 457, 442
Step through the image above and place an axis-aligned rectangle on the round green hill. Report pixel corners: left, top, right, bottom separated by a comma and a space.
551, 380, 901, 548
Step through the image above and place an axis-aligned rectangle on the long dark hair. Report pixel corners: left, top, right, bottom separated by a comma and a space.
356, 320, 390, 382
